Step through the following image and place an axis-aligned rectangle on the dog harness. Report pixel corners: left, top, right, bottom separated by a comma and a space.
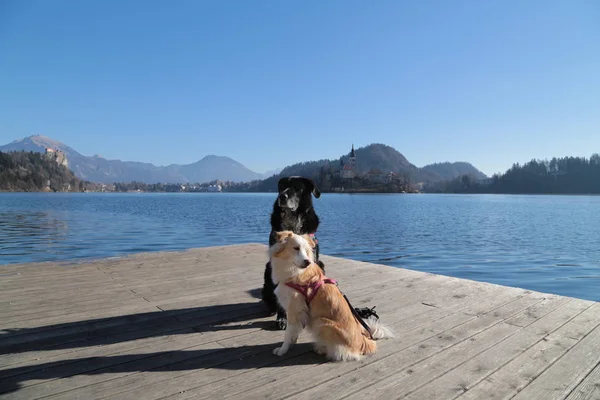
285, 277, 376, 340
285, 278, 337, 305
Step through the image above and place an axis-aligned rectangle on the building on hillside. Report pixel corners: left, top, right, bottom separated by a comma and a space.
340, 144, 357, 179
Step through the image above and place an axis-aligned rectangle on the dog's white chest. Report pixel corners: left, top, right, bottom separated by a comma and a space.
274, 285, 295, 310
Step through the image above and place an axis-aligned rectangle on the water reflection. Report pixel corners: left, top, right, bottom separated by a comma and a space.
0, 211, 69, 256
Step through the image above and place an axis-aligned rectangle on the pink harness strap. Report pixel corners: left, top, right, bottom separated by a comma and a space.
285, 278, 337, 305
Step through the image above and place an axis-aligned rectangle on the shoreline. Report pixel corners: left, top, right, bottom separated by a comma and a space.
3, 190, 600, 196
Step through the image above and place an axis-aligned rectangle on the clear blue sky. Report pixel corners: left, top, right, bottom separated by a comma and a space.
1, 0, 598, 175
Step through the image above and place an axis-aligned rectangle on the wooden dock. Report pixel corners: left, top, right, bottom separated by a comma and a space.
1, 244, 600, 400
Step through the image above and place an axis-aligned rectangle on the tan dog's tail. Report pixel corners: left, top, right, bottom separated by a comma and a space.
365, 316, 395, 339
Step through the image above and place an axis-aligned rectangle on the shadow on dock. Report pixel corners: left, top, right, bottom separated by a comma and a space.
1, 301, 274, 356
0, 299, 323, 394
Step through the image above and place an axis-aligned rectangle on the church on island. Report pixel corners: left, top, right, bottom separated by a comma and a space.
340, 144, 357, 179
330, 144, 405, 188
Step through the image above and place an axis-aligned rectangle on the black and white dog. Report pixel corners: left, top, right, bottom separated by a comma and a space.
262, 176, 325, 330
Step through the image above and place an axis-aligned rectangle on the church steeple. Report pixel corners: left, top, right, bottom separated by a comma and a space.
340, 143, 357, 180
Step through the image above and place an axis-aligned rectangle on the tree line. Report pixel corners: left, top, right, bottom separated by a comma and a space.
424, 155, 600, 194
0, 151, 98, 192
6, 150, 598, 195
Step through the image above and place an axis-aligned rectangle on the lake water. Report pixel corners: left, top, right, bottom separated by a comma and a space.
1, 193, 599, 301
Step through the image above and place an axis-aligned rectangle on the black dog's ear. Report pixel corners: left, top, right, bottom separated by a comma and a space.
302, 177, 320, 199
277, 177, 289, 193
312, 183, 321, 198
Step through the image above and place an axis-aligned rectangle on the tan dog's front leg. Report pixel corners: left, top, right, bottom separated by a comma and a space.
273, 322, 302, 356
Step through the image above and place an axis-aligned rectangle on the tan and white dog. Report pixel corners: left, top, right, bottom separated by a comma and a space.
268, 231, 393, 361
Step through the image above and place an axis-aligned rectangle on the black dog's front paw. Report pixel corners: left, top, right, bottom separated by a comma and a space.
275, 308, 287, 330
275, 317, 287, 330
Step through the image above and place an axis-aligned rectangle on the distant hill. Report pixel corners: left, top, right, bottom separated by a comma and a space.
423, 154, 600, 194
0, 135, 263, 184
421, 162, 487, 181
274, 144, 483, 184
271, 144, 426, 183
238, 143, 485, 192
165, 155, 263, 184
0, 151, 88, 192
350, 143, 413, 172
261, 167, 283, 178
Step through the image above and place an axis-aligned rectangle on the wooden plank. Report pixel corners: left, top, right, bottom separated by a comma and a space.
460, 288, 537, 316
46, 325, 312, 400
0, 314, 291, 399
1, 277, 260, 331
504, 296, 574, 327
0, 301, 261, 355
0, 341, 222, 399
345, 297, 588, 400
0, 272, 109, 287
82, 303, 453, 400
331, 323, 522, 400
0, 269, 420, 376
402, 301, 592, 400
101, 279, 490, 400
567, 361, 600, 400
0, 299, 159, 332
283, 294, 549, 400
133, 309, 476, 400
460, 304, 600, 400
170, 288, 536, 400
0, 264, 101, 277
103, 260, 261, 282
0, 279, 403, 375
0, 282, 120, 301
0, 294, 147, 325
140, 267, 408, 306
522, 299, 594, 337
0, 290, 140, 315
119, 271, 263, 292
1, 245, 599, 400
0, 304, 263, 370
511, 324, 600, 400
553, 302, 600, 341
457, 335, 579, 400
0, 309, 288, 399
0, 245, 242, 275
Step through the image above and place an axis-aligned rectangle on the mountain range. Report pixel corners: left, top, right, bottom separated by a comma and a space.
0, 135, 486, 184
0, 135, 271, 184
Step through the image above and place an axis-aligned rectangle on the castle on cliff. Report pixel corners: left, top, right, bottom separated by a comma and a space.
44, 148, 69, 168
